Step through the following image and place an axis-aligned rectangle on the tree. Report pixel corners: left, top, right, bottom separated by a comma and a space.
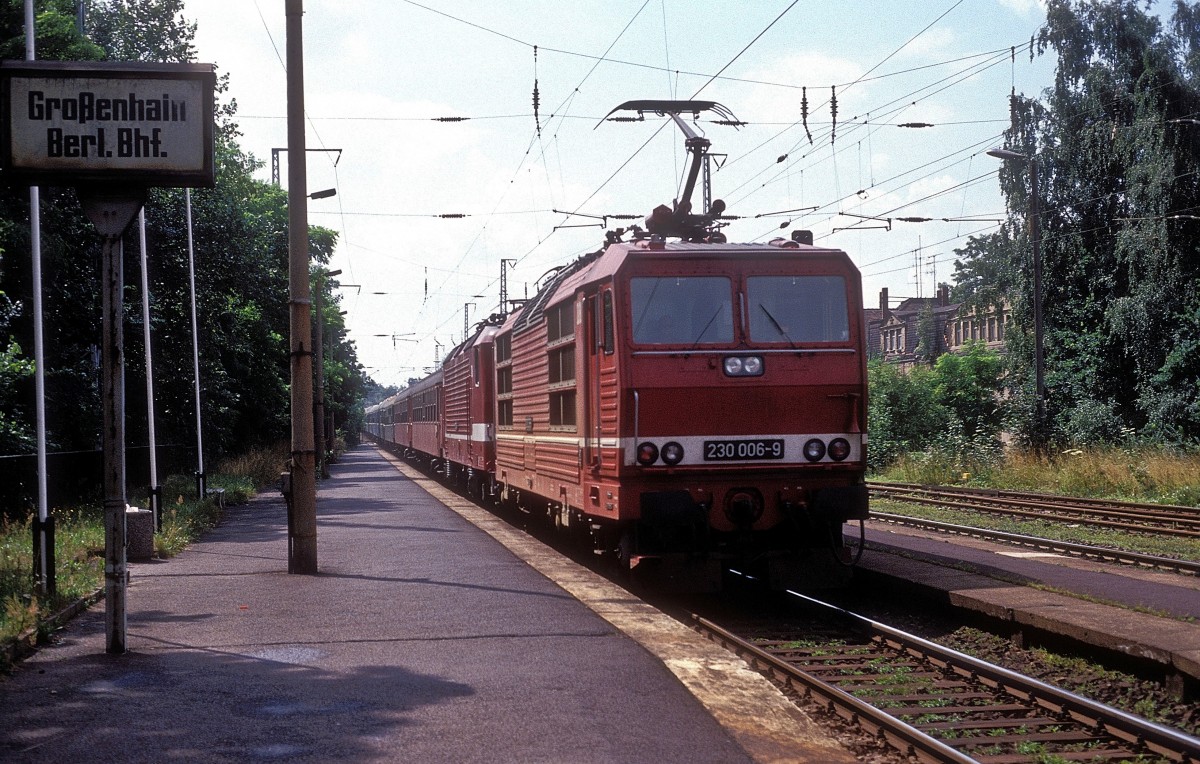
964, 0, 1200, 445
867, 360, 948, 470
85, 0, 196, 63
0, 1, 368, 483
932, 341, 1006, 439
913, 303, 937, 364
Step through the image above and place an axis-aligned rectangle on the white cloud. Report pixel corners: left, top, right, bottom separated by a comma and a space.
997, 0, 1047, 18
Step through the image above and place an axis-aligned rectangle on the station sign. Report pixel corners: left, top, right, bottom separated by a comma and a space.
0, 60, 215, 188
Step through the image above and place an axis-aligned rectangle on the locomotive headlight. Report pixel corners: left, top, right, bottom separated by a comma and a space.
803, 438, 827, 462
661, 441, 685, 466
828, 437, 852, 462
723, 355, 764, 377
636, 441, 660, 466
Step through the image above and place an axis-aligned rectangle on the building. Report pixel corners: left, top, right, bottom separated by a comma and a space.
866, 286, 1011, 367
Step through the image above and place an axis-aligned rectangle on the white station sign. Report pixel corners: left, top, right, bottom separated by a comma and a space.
1, 61, 215, 188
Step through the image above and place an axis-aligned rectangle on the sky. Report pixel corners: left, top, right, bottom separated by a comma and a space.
183, 0, 1057, 389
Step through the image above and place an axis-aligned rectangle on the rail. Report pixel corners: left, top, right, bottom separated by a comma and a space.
869, 482, 1200, 539
693, 590, 1200, 763
869, 511, 1200, 576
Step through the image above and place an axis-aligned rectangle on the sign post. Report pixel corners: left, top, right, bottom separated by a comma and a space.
2, 61, 215, 654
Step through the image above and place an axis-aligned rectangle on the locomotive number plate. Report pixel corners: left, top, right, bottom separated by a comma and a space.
703, 439, 785, 461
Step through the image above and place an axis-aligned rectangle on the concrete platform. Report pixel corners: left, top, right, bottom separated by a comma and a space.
0, 445, 855, 764
858, 523, 1200, 691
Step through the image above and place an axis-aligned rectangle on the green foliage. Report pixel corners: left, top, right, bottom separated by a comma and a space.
867, 360, 948, 470
913, 303, 937, 363
0, 338, 34, 453
868, 343, 1008, 472
932, 341, 1006, 438
958, 0, 1200, 446
0, 0, 105, 61
0, 3, 370, 477
85, 0, 196, 63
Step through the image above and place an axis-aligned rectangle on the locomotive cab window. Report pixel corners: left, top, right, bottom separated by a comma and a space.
630, 276, 733, 345
747, 276, 850, 344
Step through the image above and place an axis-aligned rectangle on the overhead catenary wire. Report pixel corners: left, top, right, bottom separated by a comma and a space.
242, 2, 1063, 388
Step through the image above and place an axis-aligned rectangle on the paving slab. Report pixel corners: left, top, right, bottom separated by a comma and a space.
0, 446, 854, 764
859, 524, 1200, 685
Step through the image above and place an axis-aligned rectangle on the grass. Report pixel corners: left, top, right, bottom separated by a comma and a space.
876, 445, 1200, 507
0, 442, 288, 663
872, 445, 1200, 563
869, 498, 1200, 562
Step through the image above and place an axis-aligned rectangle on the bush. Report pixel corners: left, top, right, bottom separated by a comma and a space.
868, 343, 1009, 473
867, 360, 947, 471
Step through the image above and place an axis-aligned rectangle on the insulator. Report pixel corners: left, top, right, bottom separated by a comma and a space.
802, 86, 812, 145
831, 85, 838, 145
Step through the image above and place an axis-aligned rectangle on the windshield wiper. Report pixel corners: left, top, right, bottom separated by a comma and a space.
689, 307, 724, 350
759, 304, 797, 348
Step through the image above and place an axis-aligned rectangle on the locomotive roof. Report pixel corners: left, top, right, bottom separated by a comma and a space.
499, 237, 854, 336
508, 249, 602, 337
558, 239, 850, 304
443, 322, 500, 365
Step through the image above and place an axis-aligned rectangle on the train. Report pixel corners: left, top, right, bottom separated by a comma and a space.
364, 101, 868, 590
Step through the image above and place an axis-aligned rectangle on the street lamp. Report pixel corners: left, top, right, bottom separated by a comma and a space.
988, 147, 1045, 449
314, 267, 341, 478
372, 333, 417, 348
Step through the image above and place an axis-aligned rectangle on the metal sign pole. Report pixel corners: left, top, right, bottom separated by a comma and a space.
24, 0, 54, 600
138, 209, 161, 529
185, 189, 206, 500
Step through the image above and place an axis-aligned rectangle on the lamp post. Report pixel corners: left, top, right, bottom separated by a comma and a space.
373, 333, 417, 348
988, 148, 1044, 449
314, 264, 341, 479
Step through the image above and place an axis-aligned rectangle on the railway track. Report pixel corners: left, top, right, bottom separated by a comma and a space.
693, 589, 1200, 764
868, 511, 1200, 576
869, 482, 1200, 539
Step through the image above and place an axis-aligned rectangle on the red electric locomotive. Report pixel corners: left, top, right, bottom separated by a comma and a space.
365, 101, 868, 589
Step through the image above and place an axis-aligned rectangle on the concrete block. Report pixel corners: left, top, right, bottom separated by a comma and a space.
126, 506, 155, 561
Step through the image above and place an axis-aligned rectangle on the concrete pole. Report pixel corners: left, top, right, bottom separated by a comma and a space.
287, 0, 317, 573
1029, 159, 1045, 451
